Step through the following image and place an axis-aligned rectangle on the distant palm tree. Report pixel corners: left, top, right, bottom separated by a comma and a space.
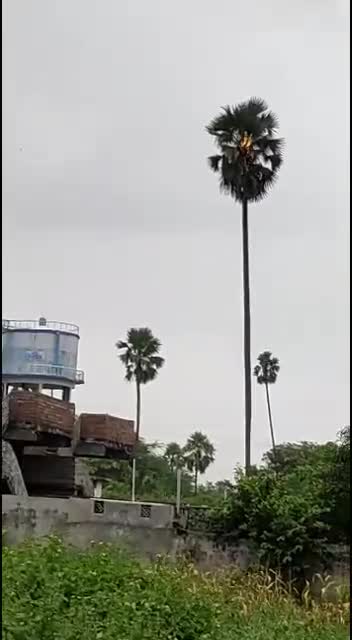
207, 98, 283, 474
164, 442, 184, 472
254, 351, 280, 451
116, 328, 165, 500
183, 431, 215, 494
116, 328, 165, 441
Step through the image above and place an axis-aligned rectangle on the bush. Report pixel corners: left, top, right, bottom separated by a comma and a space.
211, 466, 331, 577
2, 538, 349, 639
211, 431, 350, 577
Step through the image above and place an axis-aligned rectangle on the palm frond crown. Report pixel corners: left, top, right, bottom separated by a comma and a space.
253, 351, 280, 385
207, 97, 284, 203
164, 442, 184, 470
116, 327, 165, 385
183, 431, 215, 474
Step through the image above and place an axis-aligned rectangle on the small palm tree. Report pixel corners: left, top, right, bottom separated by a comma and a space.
207, 98, 283, 473
183, 431, 215, 494
116, 328, 165, 501
254, 351, 280, 451
116, 328, 165, 441
164, 442, 184, 472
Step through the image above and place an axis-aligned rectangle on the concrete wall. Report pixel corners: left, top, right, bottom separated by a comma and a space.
2, 495, 176, 558
1, 495, 257, 570
174, 534, 350, 584
175, 534, 256, 570
2, 496, 350, 588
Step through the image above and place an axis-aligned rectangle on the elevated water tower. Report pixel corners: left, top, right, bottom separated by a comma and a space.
2, 318, 85, 401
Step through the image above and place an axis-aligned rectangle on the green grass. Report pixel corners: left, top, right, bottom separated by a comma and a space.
2, 538, 349, 640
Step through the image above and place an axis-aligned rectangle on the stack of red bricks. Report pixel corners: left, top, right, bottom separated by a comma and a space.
79, 413, 136, 448
7, 391, 135, 449
9, 390, 75, 438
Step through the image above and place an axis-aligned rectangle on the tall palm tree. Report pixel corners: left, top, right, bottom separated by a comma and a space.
254, 351, 280, 452
207, 97, 283, 474
164, 442, 184, 472
116, 328, 165, 500
183, 431, 215, 494
116, 328, 165, 441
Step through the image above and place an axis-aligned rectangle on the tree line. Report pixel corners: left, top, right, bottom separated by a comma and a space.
88, 431, 217, 503
115, 325, 282, 499
88, 425, 350, 555
109, 98, 349, 578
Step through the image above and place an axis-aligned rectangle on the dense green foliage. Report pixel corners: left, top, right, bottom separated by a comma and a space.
88, 441, 194, 502
88, 427, 350, 581
212, 428, 350, 576
263, 428, 350, 543
88, 434, 217, 503
2, 539, 349, 640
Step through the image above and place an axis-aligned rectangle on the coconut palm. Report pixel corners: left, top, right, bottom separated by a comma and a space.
207, 97, 283, 473
164, 442, 184, 471
254, 351, 280, 451
116, 328, 165, 500
183, 431, 215, 494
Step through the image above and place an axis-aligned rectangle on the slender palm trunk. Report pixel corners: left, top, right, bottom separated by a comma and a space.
176, 467, 182, 516
131, 381, 141, 502
242, 199, 252, 474
136, 381, 141, 441
194, 466, 198, 495
265, 382, 276, 451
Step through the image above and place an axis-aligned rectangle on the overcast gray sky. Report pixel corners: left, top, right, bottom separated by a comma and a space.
3, 0, 349, 481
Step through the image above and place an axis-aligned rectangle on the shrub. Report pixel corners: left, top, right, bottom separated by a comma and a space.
2, 538, 349, 640
211, 430, 350, 577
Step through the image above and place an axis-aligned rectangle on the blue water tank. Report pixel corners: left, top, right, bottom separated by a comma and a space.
2, 318, 85, 389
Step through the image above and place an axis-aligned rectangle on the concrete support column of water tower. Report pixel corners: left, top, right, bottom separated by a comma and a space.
62, 387, 71, 402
